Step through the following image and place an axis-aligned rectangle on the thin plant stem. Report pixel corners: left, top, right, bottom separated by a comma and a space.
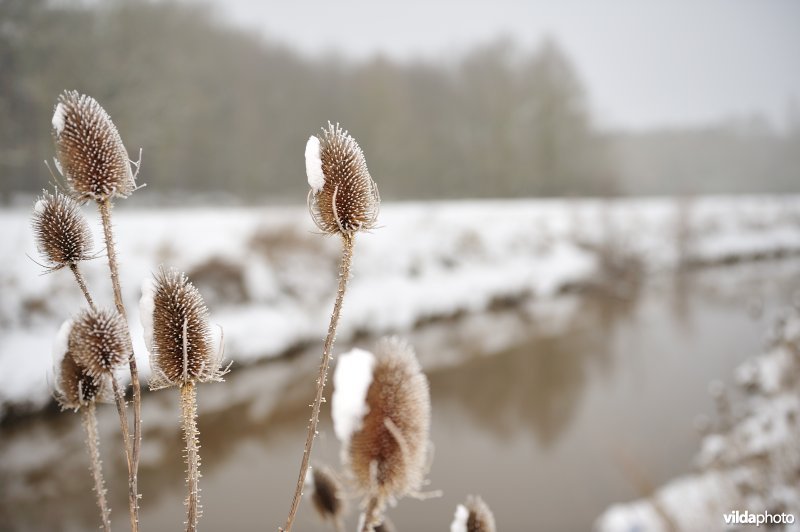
359, 496, 382, 532
111, 375, 137, 532
99, 198, 141, 530
181, 382, 200, 532
82, 402, 111, 532
70, 263, 95, 310
281, 234, 355, 532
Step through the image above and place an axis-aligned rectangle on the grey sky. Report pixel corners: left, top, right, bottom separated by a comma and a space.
190, 0, 800, 130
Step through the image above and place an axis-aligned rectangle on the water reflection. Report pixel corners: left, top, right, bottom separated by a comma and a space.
1, 261, 798, 531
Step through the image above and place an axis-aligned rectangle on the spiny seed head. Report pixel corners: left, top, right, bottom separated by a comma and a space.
55, 351, 109, 410
52, 90, 136, 202
450, 496, 497, 532
308, 465, 345, 523
69, 308, 129, 378
306, 123, 380, 236
343, 337, 431, 504
374, 519, 396, 532
143, 266, 223, 388
31, 189, 93, 271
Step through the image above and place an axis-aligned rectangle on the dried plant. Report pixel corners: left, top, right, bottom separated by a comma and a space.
450, 496, 497, 532
282, 123, 380, 532
31, 189, 95, 306
332, 337, 433, 532
306, 465, 346, 532
52, 318, 114, 532
141, 266, 226, 532
52, 89, 142, 530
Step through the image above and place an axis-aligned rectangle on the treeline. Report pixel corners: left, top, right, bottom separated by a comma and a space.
1, 0, 797, 202
0, 0, 614, 201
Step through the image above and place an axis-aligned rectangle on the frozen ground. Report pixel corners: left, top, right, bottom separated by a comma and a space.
1, 196, 800, 417
594, 311, 800, 532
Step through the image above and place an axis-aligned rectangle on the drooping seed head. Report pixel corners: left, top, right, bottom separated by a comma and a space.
306, 465, 345, 524
52, 319, 109, 410
52, 90, 136, 202
333, 337, 431, 505
450, 496, 497, 532
69, 308, 129, 379
141, 266, 223, 388
306, 123, 380, 236
31, 189, 93, 271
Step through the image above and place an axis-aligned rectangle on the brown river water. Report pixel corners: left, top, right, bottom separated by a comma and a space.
1, 260, 799, 532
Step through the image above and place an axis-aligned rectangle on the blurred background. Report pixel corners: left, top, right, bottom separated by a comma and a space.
1, 1, 800, 531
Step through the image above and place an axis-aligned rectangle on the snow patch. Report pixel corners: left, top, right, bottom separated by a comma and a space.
52, 103, 66, 136
332, 348, 375, 443
450, 504, 469, 532
139, 277, 156, 353
305, 136, 325, 193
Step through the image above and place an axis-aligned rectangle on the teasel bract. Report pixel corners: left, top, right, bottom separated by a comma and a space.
450, 496, 497, 532
282, 124, 380, 532
332, 337, 432, 532
31, 188, 97, 307
52, 90, 142, 529
53, 318, 113, 532
141, 266, 226, 532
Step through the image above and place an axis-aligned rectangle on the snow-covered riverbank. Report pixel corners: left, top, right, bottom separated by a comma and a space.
1, 196, 799, 417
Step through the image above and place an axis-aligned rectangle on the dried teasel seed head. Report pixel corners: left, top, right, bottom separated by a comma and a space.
333, 337, 431, 504
306, 465, 345, 523
450, 496, 497, 532
306, 123, 380, 236
52, 319, 109, 410
31, 189, 93, 271
69, 308, 129, 379
52, 90, 136, 202
141, 266, 223, 389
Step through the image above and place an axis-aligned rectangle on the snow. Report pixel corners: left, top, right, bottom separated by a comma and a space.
51, 319, 73, 393
139, 277, 156, 354
33, 199, 47, 215
332, 348, 375, 443
450, 504, 469, 532
305, 135, 325, 193
2, 196, 800, 416
51, 103, 66, 136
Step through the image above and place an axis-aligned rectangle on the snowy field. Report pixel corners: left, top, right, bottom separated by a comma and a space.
1, 196, 800, 417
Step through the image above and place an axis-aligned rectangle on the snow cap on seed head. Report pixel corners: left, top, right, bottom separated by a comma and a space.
333, 337, 431, 508
450, 496, 496, 532
142, 266, 226, 389
69, 308, 129, 379
52, 90, 136, 202
31, 189, 93, 272
306, 123, 380, 236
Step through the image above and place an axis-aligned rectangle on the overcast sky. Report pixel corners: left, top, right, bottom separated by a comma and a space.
188, 0, 800, 131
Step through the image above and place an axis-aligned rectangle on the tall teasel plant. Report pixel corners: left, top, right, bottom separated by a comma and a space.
52, 319, 113, 532
48, 89, 143, 530
140, 266, 227, 532
332, 337, 434, 532
281, 123, 381, 531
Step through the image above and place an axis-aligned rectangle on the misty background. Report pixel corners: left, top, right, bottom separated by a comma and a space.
1, 0, 799, 203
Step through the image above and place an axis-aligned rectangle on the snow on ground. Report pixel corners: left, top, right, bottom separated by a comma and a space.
594, 312, 800, 532
1, 196, 799, 417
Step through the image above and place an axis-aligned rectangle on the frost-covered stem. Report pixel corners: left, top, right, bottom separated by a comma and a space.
99, 198, 141, 529
181, 382, 200, 532
359, 496, 382, 532
281, 234, 355, 532
82, 402, 111, 532
111, 375, 138, 532
70, 263, 96, 310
